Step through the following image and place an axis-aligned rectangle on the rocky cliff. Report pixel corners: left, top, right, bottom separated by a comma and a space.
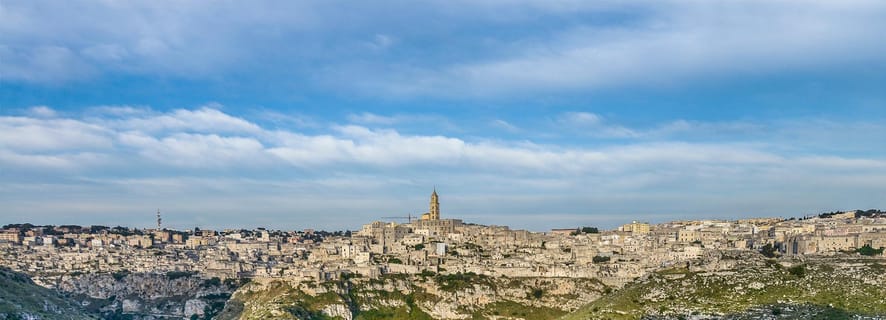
215, 272, 607, 320
36, 271, 238, 320
12, 255, 886, 320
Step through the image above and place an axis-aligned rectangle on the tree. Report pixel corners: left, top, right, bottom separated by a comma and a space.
857, 244, 885, 256
787, 264, 806, 277
581, 227, 600, 234
760, 243, 778, 258
592, 255, 610, 263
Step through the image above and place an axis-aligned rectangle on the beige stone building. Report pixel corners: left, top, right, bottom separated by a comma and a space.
410, 189, 463, 237
0, 231, 21, 244
619, 221, 651, 234
420, 188, 441, 221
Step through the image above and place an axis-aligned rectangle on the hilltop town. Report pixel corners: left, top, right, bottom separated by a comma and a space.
1, 191, 885, 319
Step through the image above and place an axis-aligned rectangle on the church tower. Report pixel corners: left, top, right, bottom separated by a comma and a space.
429, 188, 440, 220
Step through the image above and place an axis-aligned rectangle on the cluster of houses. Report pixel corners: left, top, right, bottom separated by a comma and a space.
1, 194, 884, 287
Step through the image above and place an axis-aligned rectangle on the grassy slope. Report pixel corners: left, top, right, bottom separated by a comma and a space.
214, 281, 342, 320
0, 267, 96, 320
471, 300, 567, 320
562, 258, 886, 320
216, 273, 595, 320
216, 279, 452, 320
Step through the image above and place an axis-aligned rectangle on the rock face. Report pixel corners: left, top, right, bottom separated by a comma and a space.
121, 299, 141, 313
322, 304, 353, 320
185, 299, 209, 317
214, 273, 607, 320
0, 267, 96, 320
38, 272, 238, 319
562, 255, 886, 320
15, 253, 885, 320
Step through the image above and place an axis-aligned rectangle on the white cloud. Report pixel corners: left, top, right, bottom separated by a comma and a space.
555, 112, 638, 138
269, 125, 467, 167
109, 106, 262, 134
1, 106, 886, 229
1, 106, 882, 176
253, 110, 319, 129
0, 150, 106, 170
26, 105, 57, 118
0, 117, 113, 152
346, 112, 401, 125
117, 132, 267, 168
558, 112, 601, 126
86, 105, 152, 117
344, 112, 450, 127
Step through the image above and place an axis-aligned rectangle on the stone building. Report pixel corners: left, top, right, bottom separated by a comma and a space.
619, 221, 651, 235
411, 188, 463, 237
420, 188, 441, 221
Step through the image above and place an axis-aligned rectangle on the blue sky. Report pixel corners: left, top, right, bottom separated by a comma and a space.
2, 0, 886, 231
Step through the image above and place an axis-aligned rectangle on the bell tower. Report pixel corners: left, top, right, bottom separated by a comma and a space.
429, 187, 440, 220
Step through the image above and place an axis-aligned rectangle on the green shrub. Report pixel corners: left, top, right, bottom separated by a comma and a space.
857, 244, 884, 256
111, 270, 130, 281
760, 243, 778, 258
581, 227, 600, 234
771, 307, 782, 315
202, 277, 221, 287
166, 271, 196, 280
530, 288, 544, 299
787, 264, 806, 277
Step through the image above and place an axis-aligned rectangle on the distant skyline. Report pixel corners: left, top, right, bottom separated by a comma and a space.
2, 1, 886, 231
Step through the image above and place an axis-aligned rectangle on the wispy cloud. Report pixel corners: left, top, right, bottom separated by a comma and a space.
490, 119, 520, 133
26, 105, 57, 118
554, 112, 638, 138
344, 112, 460, 132
346, 1, 886, 97
3, 1, 884, 99
101, 105, 262, 134
346, 112, 405, 125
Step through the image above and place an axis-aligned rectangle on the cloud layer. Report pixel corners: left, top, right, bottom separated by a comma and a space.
2, 106, 885, 230
2, 1, 885, 230
2, 1, 885, 97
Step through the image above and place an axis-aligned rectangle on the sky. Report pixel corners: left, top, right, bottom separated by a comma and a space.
2, 0, 886, 231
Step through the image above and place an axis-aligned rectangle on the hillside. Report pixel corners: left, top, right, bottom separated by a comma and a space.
51, 271, 237, 319
0, 267, 96, 320
6, 255, 886, 320
561, 256, 886, 320
215, 272, 606, 320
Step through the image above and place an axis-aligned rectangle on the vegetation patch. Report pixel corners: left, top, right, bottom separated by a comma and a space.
435, 272, 492, 292
166, 270, 197, 280
111, 269, 130, 280
0, 267, 97, 319
474, 300, 566, 320
561, 259, 886, 320
857, 244, 885, 256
